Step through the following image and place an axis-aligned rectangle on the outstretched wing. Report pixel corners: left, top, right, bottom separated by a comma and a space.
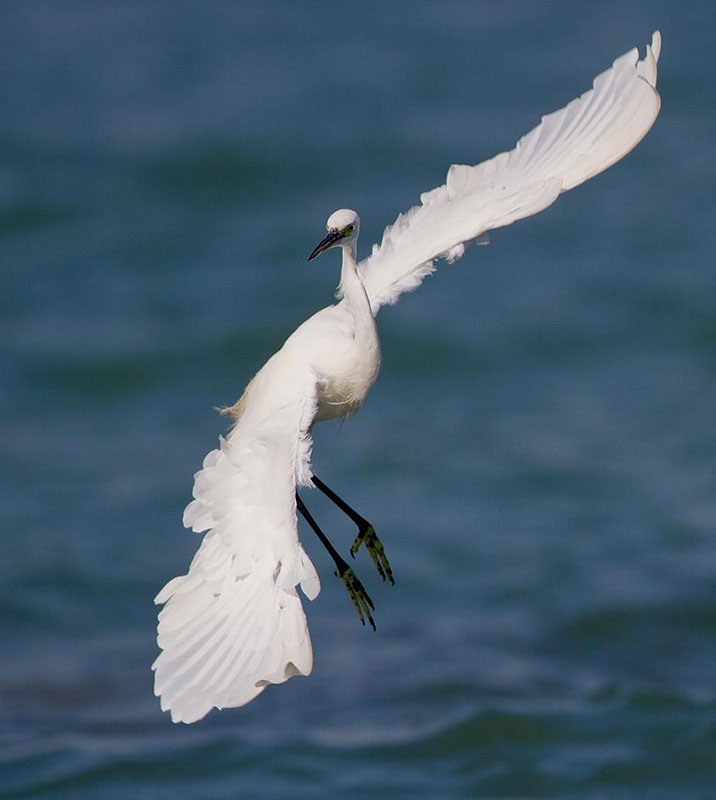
358, 31, 662, 314
153, 354, 320, 723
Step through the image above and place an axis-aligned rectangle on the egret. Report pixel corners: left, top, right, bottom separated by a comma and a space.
153, 33, 662, 723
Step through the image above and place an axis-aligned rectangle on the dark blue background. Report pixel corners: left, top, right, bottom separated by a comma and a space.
2, 3, 715, 798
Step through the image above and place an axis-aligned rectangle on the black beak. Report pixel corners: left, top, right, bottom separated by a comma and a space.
308, 229, 343, 262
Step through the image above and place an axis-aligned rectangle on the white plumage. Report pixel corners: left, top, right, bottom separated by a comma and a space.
154, 33, 661, 723
154, 360, 321, 722
359, 31, 661, 313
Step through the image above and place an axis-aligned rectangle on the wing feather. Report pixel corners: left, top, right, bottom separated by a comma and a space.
153, 354, 321, 723
359, 32, 661, 314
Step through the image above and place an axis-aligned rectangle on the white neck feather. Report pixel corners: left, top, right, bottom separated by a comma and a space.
337, 240, 368, 312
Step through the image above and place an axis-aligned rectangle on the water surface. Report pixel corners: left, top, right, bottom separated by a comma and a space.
2, 2, 716, 798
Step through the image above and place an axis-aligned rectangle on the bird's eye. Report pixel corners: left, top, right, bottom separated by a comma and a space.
345, 224, 354, 234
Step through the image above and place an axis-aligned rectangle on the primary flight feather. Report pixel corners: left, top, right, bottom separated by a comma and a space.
154, 32, 661, 723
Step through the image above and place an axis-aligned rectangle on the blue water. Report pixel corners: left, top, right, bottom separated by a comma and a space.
2, 2, 716, 798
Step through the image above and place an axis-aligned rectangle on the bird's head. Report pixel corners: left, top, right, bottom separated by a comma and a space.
308, 209, 360, 261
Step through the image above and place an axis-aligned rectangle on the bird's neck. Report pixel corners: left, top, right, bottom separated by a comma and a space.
338, 241, 373, 320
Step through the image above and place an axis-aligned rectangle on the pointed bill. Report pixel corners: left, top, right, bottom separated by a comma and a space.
308, 229, 344, 261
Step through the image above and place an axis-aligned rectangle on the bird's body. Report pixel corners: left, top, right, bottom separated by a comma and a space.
286, 256, 381, 425
225, 218, 380, 429
154, 33, 662, 723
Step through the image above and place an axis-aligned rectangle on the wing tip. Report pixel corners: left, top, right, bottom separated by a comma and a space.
637, 30, 662, 91
650, 30, 662, 63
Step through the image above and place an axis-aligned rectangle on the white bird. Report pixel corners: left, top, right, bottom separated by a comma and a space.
153, 32, 662, 723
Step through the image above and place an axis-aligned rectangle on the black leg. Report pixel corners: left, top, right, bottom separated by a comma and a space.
311, 475, 395, 585
295, 493, 376, 630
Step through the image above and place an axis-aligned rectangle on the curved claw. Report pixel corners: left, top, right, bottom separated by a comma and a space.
335, 566, 376, 630
351, 525, 395, 585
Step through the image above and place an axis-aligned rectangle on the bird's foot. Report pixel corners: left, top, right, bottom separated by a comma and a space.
335, 564, 376, 630
350, 525, 395, 585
